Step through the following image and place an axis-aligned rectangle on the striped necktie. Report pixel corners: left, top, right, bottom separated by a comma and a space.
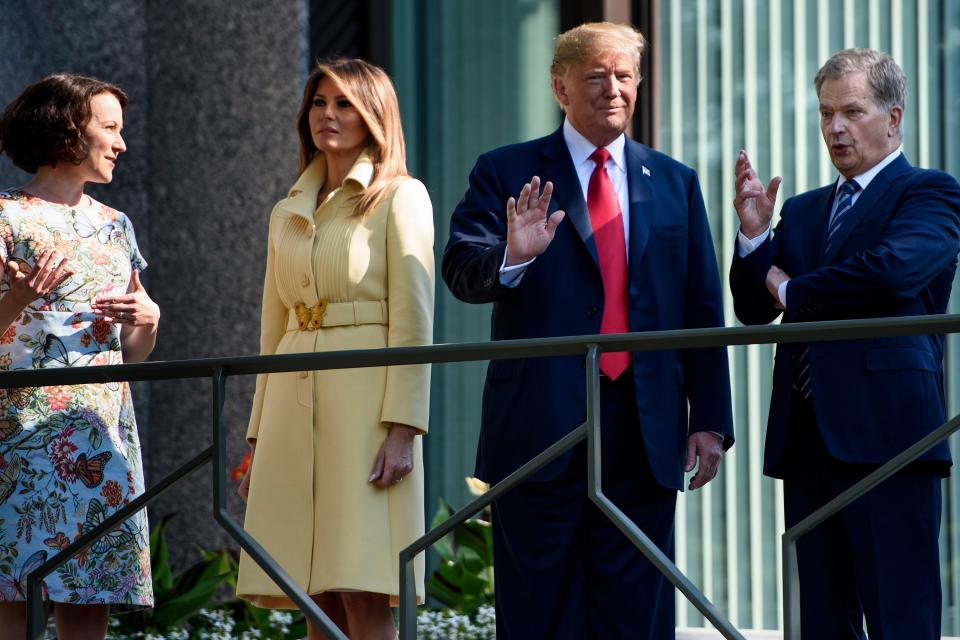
794, 179, 862, 399
824, 180, 861, 256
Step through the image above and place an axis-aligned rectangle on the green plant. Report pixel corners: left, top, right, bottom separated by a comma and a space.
425, 497, 495, 614
110, 514, 307, 638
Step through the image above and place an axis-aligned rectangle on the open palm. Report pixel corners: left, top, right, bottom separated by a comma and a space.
733, 151, 781, 237
505, 176, 566, 265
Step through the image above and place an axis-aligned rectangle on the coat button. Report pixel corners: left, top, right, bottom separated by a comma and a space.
482, 277, 493, 288
586, 306, 598, 316
298, 371, 308, 379
301, 275, 310, 287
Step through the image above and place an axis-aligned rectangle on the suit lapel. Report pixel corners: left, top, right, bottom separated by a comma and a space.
821, 154, 911, 264
540, 129, 599, 267
624, 140, 653, 271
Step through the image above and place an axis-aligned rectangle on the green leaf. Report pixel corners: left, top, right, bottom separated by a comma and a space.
152, 572, 233, 629
430, 498, 455, 562
88, 428, 102, 449
21, 314, 31, 325
455, 546, 486, 574
149, 515, 175, 593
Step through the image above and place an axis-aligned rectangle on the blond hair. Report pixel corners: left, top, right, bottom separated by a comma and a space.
551, 22, 646, 78
296, 58, 409, 217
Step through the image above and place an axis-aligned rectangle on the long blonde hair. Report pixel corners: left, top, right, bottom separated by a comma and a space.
296, 58, 409, 217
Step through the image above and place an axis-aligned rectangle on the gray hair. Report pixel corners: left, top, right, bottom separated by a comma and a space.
814, 48, 906, 136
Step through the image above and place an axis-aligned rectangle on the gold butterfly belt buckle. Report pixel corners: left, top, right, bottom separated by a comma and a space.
294, 299, 328, 331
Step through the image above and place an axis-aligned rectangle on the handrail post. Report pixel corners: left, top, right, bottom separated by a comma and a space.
584, 349, 745, 639
25, 574, 45, 639
585, 344, 602, 505
783, 535, 800, 640
398, 542, 417, 639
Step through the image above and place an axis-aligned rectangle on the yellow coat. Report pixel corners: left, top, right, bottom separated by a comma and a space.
237, 150, 434, 608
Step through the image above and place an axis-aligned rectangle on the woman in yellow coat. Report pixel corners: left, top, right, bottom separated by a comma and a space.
236, 58, 434, 640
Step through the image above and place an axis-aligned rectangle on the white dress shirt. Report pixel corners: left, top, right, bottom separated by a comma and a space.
737, 148, 902, 307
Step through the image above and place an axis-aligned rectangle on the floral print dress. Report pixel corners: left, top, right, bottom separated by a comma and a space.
0, 190, 152, 608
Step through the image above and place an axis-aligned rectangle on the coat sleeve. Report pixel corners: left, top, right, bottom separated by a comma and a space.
246, 207, 290, 442
441, 153, 515, 304
786, 172, 960, 319
380, 179, 435, 433
682, 172, 734, 445
729, 213, 786, 326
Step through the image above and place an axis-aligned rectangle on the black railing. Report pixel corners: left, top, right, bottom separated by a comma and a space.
7, 312, 960, 639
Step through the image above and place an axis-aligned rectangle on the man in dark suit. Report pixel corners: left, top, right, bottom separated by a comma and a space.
442, 22, 733, 640
730, 48, 960, 639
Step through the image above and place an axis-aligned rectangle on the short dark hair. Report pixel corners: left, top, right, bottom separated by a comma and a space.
0, 73, 128, 173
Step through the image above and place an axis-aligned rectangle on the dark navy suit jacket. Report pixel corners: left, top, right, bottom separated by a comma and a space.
730, 154, 960, 477
442, 128, 734, 489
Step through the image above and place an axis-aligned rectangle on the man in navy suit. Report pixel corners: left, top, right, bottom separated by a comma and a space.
442, 22, 733, 640
731, 48, 960, 639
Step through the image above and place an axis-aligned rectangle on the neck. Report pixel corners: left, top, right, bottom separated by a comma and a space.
322, 148, 364, 194
22, 167, 87, 207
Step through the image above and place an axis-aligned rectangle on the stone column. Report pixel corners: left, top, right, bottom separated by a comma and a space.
0, 0, 307, 562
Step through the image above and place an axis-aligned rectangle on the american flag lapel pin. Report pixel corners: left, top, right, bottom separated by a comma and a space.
642, 165, 651, 177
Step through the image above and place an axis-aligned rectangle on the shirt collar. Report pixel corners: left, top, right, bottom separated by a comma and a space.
288, 148, 375, 199
562, 118, 626, 172
837, 147, 901, 194
280, 149, 375, 222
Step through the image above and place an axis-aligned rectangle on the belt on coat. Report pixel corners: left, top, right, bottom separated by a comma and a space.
286, 299, 389, 331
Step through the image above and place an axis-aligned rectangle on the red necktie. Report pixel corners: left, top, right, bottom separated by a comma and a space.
587, 148, 630, 379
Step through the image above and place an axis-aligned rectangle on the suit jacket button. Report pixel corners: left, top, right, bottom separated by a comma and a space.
483, 277, 493, 288
299, 371, 308, 379
586, 306, 598, 316
301, 275, 310, 287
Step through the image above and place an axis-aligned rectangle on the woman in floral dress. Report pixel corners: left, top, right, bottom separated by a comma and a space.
0, 74, 159, 640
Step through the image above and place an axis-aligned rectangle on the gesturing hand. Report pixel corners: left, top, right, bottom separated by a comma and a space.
505, 176, 566, 266
92, 270, 160, 327
734, 150, 781, 238
369, 423, 419, 488
5, 250, 72, 307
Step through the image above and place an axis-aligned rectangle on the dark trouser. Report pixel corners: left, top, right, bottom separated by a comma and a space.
490, 373, 678, 640
782, 392, 942, 640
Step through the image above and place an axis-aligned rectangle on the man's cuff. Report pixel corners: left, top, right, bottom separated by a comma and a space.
777, 281, 788, 308
737, 226, 771, 257
500, 249, 535, 288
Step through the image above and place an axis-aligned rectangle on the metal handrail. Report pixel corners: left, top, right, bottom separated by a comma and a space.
7, 312, 959, 639
781, 412, 960, 640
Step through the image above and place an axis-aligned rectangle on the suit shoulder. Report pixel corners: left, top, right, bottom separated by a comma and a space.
903, 166, 960, 191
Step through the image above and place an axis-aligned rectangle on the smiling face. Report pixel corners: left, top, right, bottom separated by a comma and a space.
818, 71, 902, 179
77, 92, 126, 184
552, 51, 638, 148
307, 75, 371, 161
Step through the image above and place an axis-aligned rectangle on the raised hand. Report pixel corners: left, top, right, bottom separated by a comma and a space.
505, 176, 566, 266
734, 150, 781, 238
5, 250, 72, 306
92, 269, 159, 328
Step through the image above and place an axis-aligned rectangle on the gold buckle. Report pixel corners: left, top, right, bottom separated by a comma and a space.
294, 299, 328, 331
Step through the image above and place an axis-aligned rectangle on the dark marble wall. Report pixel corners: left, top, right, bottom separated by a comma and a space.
0, 0, 306, 562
